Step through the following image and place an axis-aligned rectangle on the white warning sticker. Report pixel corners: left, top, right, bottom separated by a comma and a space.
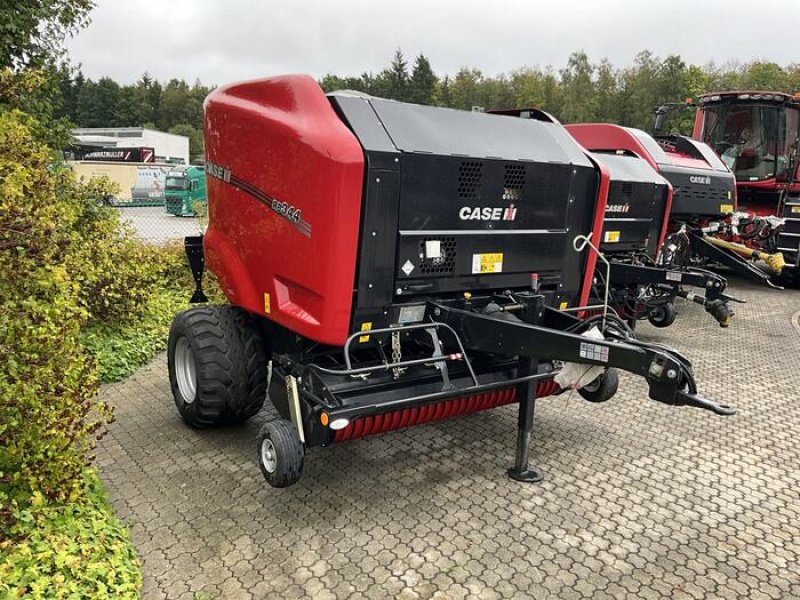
425, 240, 442, 259
401, 260, 415, 276
666, 271, 682, 282
579, 342, 609, 363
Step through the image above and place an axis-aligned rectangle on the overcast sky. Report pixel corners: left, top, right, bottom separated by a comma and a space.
65, 0, 799, 85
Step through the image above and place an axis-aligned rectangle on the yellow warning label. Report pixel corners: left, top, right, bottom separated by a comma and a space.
603, 231, 620, 243
263, 292, 271, 314
720, 204, 734, 214
471, 253, 504, 274
792, 206, 800, 214
559, 301, 569, 310
358, 322, 373, 343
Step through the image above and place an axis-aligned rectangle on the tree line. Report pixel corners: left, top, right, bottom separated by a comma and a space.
53, 65, 210, 161
51, 49, 800, 162
320, 50, 800, 131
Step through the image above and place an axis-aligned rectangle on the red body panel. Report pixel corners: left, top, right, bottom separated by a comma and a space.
565, 123, 659, 170
581, 155, 611, 306
665, 154, 711, 170
692, 110, 703, 139
203, 75, 365, 346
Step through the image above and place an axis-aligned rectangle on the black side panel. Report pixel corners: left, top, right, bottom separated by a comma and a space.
601, 181, 669, 256
393, 155, 590, 299
330, 92, 602, 334
661, 165, 736, 219
355, 166, 401, 308
594, 153, 670, 257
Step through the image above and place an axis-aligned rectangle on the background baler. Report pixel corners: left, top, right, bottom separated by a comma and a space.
169, 75, 734, 489
490, 112, 735, 328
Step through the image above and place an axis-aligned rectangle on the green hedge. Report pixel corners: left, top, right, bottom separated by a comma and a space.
1, 70, 143, 596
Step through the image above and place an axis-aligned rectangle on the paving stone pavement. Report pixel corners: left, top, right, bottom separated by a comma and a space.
97, 279, 800, 599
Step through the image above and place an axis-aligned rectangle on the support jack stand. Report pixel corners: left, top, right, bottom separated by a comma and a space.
507, 360, 543, 483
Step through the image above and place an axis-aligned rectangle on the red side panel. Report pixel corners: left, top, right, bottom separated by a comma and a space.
657, 181, 674, 250
579, 155, 610, 309
203, 75, 365, 346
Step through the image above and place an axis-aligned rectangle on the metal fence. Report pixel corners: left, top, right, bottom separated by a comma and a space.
116, 205, 206, 244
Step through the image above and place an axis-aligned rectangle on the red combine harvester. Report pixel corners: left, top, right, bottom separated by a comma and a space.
169, 76, 734, 489
653, 91, 800, 285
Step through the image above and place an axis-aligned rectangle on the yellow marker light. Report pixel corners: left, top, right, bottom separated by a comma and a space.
320, 412, 329, 426
464, 292, 472, 300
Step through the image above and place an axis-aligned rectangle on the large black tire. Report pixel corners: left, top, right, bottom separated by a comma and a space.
168, 305, 268, 428
257, 420, 304, 488
647, 302, 676, 328
578, 368, 619, 403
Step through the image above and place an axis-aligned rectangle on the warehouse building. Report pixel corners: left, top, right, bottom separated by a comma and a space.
71, 127, 190, 165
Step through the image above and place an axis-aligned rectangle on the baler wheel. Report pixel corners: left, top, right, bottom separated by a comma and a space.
647, 302, 676, 328
777, 266, 800, 288
578, 368, 619, 403
257, 420, 304, 488
167, 305, 268, 428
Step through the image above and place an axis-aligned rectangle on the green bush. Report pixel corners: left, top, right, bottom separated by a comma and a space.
81, 241, 224, 384
83, 287, 187, 383
64, 179, 166, 323
0, 469, 142, 599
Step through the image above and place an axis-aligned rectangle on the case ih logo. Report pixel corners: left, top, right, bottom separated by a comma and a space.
605, 204, 630, 213
689, 175, 712, 185
459, 204, 518, 221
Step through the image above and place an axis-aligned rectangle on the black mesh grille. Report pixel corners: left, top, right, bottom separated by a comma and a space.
458, 161, 483, 199
622, 182, 633, 196
419, 237, 456, 275
503, 163, 526, 201
672, 186, 729, 203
